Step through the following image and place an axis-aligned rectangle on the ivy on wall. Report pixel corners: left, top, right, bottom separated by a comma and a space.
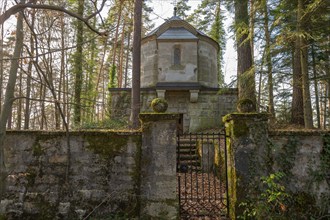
277, 137, 298, 179
239, 135, 330, 219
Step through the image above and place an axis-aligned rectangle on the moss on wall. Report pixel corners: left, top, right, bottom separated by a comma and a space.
130, 136, 142, 217
277, 137, 298, 177
223, 113, 269, 138
139, 113, 180, 122
85, 133, 141, 159
32, 143, 44, 157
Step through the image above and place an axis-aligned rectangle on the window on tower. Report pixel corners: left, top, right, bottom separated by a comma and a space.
174, 47, 181, 66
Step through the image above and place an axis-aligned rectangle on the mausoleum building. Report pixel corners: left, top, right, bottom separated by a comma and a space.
109, 15, 237, 132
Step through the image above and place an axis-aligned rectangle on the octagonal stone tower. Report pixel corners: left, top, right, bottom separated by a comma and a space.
141, 16, 219, 101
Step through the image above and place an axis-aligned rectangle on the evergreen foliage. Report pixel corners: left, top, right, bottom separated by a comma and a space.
0, 0, 329, 129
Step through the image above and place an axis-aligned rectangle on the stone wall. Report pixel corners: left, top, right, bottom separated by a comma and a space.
269, 131, 330, 205
141, 39, 158, 88
141, 38, 220, 88
0, 114, 180, 219
1, 131, 141, 219
157, 42, 198, 83
224, 113, 330, 219
139, 114, 179, 219
2, 112, 329, 219
109, 88, 237, 132
198, 40, 218, 88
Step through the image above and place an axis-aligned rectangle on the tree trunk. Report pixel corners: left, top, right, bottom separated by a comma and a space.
299, 0, 313, 128
17, 64, 22, 130
291, 0, 313, 127
130, 0, 142, 129
235, 0, 256, 108
0, 1, 24, 198
291, 38, 304, 125
110, 0, 123, 88
311, 44, 321, 128
40, 84, 47, 130
118, 21, 127, 88
124, 31, 131, 88
0, 1, 7, 114
249, 0, 255, 64
325, 36, 330, 129
262, 0, 275, 119
24, 24, 34, 129
257, 50, 265, 112
73, 0, 84, 127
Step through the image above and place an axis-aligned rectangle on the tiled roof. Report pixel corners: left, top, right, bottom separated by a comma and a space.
157, 27, 198, 40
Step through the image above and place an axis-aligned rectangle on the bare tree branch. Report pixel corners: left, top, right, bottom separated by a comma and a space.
0, 2, 107, 36
0, 35, 104, 61
85, 0, 107, 21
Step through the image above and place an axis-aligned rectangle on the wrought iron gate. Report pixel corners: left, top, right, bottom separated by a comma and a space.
177, 132, 229, 219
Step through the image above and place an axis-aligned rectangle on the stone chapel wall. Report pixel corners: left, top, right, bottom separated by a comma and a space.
109, 88, 237, 132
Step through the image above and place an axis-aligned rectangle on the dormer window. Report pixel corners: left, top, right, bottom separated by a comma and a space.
174, 46, 181, 65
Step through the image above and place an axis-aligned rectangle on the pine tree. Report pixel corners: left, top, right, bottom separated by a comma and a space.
234, 0, 256, 107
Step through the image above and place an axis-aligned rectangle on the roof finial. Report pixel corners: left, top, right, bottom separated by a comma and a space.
174, 7, 177, 17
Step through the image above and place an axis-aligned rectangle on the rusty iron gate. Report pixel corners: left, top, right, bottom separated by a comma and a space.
177, 132, 229, 219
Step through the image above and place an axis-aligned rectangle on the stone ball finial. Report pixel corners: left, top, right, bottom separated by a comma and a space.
151, 98, 168, 113
237, 98, 256, 113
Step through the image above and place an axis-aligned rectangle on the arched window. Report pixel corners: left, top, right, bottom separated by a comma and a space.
174, 47, 181, 65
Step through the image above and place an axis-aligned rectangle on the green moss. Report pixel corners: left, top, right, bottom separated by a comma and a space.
85, 133, 132, 158
150, 98, 168, 113
225, 140, 237, 220
0, 214, 7, 220
32, 143, 44, 157
307, 134, 330, 189
288, 192, 318, 217
33, 194, 57, 220
223, 113, 270, 138
237, 98, 256, 113
26, 168, 37, 187
224, 116, 249, 138
277, 137, 298, 177
85, 134, 142, 218
139, 113, 180, 122
223, 112, 269, 123
232, 120, 249, 137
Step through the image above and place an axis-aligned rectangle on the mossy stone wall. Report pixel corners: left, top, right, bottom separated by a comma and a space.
1, 114, 181, 219
1, 130, 142, 219
268, 131, 330, 213
224, 113, 330, 219
223, 113, 270, 219
109, 89, 237, 132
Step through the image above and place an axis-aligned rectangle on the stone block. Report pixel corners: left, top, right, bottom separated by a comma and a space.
49, 154, 67, 164
0, 199, 14, 213
58, 202, 70, 215
143, 201, 178, 220
75, 209, 86, 219
77, 190, 106, 202
23, 202, 38, 214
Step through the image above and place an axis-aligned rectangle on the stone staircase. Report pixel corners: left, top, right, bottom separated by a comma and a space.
177, 137, 201, 172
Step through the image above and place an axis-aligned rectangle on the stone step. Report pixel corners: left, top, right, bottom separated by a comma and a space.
177, 148, 197, 154
177, 154, 199, 161
178, 139, 197, 144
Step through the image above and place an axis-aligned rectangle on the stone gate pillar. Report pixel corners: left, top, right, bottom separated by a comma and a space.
139, 113, 180, 219
223, 113, 269, 219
